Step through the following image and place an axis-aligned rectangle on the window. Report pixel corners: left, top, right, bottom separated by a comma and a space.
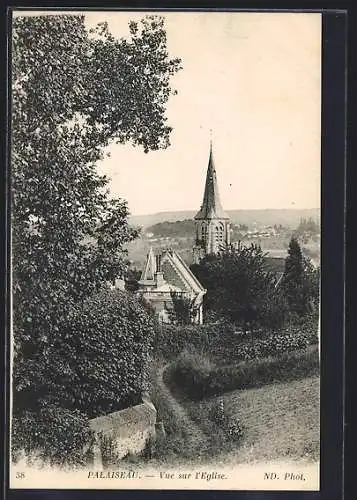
215, 223, 224, 243
201, 224, 207, 240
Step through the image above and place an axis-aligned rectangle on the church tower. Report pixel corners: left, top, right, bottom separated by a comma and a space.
193, 141, 230, 263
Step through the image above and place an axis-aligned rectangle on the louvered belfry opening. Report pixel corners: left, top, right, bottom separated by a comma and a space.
193, 140, 230, 261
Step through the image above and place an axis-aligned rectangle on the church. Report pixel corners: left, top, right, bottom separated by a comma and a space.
137, 141, 230, 324
193, 140, 231, 263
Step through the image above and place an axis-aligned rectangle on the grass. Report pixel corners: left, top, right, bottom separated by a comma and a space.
184, 375, 320, 465
143, 355, 320, 467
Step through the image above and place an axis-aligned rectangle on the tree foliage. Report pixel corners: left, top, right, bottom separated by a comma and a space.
191, 244, 279, 331
11, 13, 181, 442
281, 237, 319, 316
167, 291, 197, 325
23, 288, 155, 419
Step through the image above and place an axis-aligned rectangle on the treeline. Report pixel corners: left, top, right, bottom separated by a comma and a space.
146, 220, 250, 239
147, 219, 195, 237
294, 217, 320, 236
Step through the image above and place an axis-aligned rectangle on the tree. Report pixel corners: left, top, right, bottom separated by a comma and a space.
11, 13, 181, 447
45, 288, 155, 418
167, 291, 197, 325
191, 244, 278, 332
124, 267, 142, 292
281, 237, 318, 316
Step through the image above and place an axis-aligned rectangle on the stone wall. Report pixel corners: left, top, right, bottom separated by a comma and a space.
89, 402, 157, 466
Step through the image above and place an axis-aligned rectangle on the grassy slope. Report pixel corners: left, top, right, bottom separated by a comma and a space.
185, 375, 320, 465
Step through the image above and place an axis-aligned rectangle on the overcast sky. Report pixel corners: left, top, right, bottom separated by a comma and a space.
17, 10, 322, 216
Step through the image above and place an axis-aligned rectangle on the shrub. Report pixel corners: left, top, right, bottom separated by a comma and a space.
36, 288, 156, 419
99, 433, 123, 467
153, 320, 233, 361
168, 347, 215, 399
226, 417, 244, 441
154, 313, 319, 364
11, 405, 94, 467
209, 399, 243, 443
211, 399, 225, 426
12, 287, 156, 466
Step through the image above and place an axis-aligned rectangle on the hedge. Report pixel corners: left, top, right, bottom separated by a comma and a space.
167, 345, 320, 400
155, 314, 319, 363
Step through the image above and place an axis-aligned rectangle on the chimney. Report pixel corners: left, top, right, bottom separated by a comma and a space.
155, 271, 165, 288
155, 254, 162, 272
154, 253, 164, 287
114, 277, 125, 291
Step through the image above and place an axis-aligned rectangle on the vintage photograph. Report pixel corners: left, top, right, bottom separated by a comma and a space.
9, 9, 321, 490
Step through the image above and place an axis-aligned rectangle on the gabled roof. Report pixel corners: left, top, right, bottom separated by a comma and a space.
140, 247, 156, 281
138, 247, 205, 295
195, 141, 229, 220
163, 249, 205, 294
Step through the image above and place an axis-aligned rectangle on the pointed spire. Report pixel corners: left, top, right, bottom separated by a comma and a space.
195, 140, 229, 220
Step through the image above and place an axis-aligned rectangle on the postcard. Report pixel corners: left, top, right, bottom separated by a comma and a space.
8, 8, 325, 492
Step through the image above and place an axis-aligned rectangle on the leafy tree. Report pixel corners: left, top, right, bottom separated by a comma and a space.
191, 244, 278, 332
167, 290, 197, 325
11, 13, 181, 451
125, 267, 142, 292
281, 237, 318, 316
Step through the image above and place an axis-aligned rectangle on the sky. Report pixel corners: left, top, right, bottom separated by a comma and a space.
16, 10, 322, 216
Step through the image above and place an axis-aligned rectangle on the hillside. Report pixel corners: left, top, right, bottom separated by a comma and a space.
189, 375, 320, 465
130, 208, 320, 230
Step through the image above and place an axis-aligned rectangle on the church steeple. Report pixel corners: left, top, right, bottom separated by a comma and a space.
193, 138, 231, 263
195, 141, 229, 220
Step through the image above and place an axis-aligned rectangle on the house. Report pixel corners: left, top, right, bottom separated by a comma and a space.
137, 247, 206, 324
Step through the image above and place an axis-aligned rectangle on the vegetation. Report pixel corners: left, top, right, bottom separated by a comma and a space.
154, 311, 318, 363
11, 15, 320, 469
281, 238, 320, 316
191, 244, 286, 331
294, 217, 320, 241
147, 219, 249, 240
12, 13, 181, 464
167, 345, 319, 400
184, 376, 320, 464
11, 407, 95, 467
166, 290, 198, 325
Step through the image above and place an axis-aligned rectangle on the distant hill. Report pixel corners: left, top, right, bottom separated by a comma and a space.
130, 208, 320, 230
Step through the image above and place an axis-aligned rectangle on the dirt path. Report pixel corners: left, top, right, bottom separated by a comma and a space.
154, 363, 209, 456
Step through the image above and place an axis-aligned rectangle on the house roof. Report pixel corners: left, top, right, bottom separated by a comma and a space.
139, 247, 156, 281
139, 247, 205, 295
195, 141, 229, 220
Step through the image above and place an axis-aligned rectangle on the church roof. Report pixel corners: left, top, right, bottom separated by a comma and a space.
195, 141, 229, 220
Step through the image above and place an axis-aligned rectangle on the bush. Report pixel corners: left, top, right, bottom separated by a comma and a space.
12, 287, 156, 466
167, 346, 319, 400
153, 320, 233, 361
173, 347, 215, 390
210, 399, 243, 443
154, 314, 319, 364
30, 288, 156, 419
11, 405, 94, 467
